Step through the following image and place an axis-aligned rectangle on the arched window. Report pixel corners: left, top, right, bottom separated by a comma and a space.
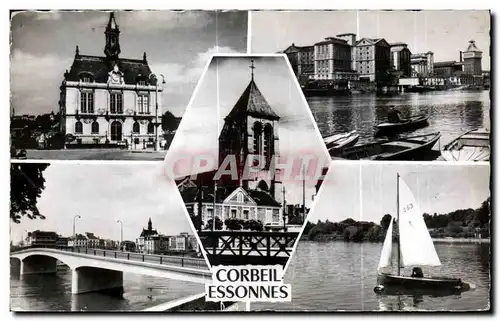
148, 122, 154, 134
133, 122, 140, 134
253, 122, 262, 155
264, 124, 274, 168
75, 121, 83, 134
91, 121, 99, 134
110, 121, 122, 141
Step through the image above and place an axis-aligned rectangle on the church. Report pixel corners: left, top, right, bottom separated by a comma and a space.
59, 13, 164, 150
178, 61, 285, 231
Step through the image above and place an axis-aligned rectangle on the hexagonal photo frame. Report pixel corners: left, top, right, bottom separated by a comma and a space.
164, 54, 331, 270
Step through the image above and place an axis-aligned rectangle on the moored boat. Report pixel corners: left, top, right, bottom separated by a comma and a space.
337, 132, 440, 161
375, 115, 429, 135
374, 173, 472, 294
323, 131, 360, 155
441, 128, 490, 162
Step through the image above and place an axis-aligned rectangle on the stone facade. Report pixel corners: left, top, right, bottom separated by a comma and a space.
59, 12, 164, 150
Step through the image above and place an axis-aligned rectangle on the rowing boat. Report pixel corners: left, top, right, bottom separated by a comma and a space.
323, 131, 360, 155
337, 132, 440, 161
441, 128, 490, 162
375, 115, 429, 135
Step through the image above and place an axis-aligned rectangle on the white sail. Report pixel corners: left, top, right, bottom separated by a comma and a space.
398, 176, 441, 267
377, 217, 394, 270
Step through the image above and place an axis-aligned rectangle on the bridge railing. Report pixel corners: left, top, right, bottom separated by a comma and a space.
198, 231, 299, 258
13, 245, 208, 270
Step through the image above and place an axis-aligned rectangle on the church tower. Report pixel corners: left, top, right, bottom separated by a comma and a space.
463, 40, 482, 76
104, 12, 121, 63
147, 217, 152, 230
218, 60, 280, 198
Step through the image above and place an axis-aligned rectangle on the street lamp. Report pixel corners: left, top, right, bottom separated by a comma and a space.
148, 73, 166, 151
117, 220, 123, 250
73, 215, 81, 246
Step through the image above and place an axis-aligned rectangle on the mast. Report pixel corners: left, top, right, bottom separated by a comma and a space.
302, 165, 306, 223
397, 172, 401, 276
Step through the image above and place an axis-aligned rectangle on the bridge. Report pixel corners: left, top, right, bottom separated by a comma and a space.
10, 247, 212, 296
198, 231, 299, 266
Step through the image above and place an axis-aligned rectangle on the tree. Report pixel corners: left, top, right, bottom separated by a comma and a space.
10, 163, 50, 223
162, 111, 180, 134
380, 214, 392, 230
205, 217, 223, 231
476, 197, 490, 226
224, 218, 243, 231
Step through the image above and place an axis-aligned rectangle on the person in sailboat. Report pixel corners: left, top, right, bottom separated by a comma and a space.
411, 267, 424, 278
386, 105, 403, 123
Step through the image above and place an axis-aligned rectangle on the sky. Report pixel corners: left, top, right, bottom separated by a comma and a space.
10, 163, 194, 244
165, 55, 330, 206
310, 162, 490, 224
10, 10, 247, 117
251, 10, 491, 70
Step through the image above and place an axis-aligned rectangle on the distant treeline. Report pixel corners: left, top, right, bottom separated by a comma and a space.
303, 198, 490, 242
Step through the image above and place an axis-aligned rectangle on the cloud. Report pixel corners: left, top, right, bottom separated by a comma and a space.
10, 49, 70, 114
151, 45, 240, 116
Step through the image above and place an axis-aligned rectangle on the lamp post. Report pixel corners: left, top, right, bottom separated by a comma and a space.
117, 220, 123, 251
73, 215, 81, 247
148, 73, 166, 151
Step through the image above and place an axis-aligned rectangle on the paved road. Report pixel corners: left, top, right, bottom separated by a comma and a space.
17, 149, 167, 161
52, 247, 209, 270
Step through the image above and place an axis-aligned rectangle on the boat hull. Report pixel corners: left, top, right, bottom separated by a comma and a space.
376, 273, 470, 295
338, 132, 440, 161
328, 135, 360, 156
375, 115, 429, 135
441, 128, 490, 162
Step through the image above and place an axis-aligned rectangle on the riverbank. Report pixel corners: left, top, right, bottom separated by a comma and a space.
302, 237, 490, 244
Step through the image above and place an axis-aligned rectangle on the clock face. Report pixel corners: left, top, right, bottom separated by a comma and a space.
112, 73, 120, 83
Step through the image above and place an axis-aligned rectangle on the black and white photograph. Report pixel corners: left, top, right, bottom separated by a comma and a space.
8, 162, 252, 311
10, 10, 247, 160
253, 161, 491, 311
251, 10, 491, 161
166, 55, 330, 267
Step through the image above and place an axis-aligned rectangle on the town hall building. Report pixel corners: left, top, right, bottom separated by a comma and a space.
177, 62, 284, 231
59, 12, 164, 150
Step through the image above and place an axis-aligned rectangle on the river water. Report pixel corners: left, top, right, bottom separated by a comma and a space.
253, 241, 490, 311
309, 90, 490, 153
10, 262, 204, 312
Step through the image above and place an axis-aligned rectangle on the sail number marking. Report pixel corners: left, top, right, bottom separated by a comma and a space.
402, 203, 414, 213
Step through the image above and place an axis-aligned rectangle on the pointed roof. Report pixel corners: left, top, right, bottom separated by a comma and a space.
107, 12, 119, 30
225, 79, 280, 122
465, 40, 481, 53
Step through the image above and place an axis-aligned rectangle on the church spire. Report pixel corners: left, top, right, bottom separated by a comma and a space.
250, 59, 255, 81
147, 217, 152, 230
104, 12, 121, 62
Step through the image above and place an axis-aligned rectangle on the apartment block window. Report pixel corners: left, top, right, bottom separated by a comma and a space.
110, 92, 123, 114
231, 209, 237, 218
243, 210, 249, 220
80, 91, 94, 113
138, 94, 150, 114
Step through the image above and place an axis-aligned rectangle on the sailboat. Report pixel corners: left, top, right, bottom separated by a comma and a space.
375, 173, 472, 293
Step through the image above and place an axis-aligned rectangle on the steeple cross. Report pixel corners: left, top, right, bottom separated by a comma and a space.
250, 60, 255, 80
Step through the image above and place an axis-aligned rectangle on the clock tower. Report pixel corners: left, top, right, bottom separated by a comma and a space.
104, 12, 121, 63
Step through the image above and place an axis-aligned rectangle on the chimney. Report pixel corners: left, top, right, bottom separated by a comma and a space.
460, 51, 463, 62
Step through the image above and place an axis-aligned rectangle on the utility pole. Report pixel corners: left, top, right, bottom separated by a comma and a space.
212, 180, 217, 231
302, 165, 306, 224
117, 220, 123, 250
282, 185, 286, 231
73, 215, 81, 246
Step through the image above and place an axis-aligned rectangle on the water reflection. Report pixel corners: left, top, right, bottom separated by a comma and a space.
309, 91, 490, 151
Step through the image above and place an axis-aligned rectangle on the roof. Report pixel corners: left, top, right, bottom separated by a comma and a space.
283, 43, 314, 52
434, 61, 462, 67
65, 54, 155, 85
225, 79, 280, 122
315, 37, 349, 46
390, 42, 408, 47
140, 228, 159, 237
247, 190, 281, 207
465, 40, 482, 52
354, 38, 389, 47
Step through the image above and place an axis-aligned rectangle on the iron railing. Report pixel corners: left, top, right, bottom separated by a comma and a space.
12, 246, 208, 270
